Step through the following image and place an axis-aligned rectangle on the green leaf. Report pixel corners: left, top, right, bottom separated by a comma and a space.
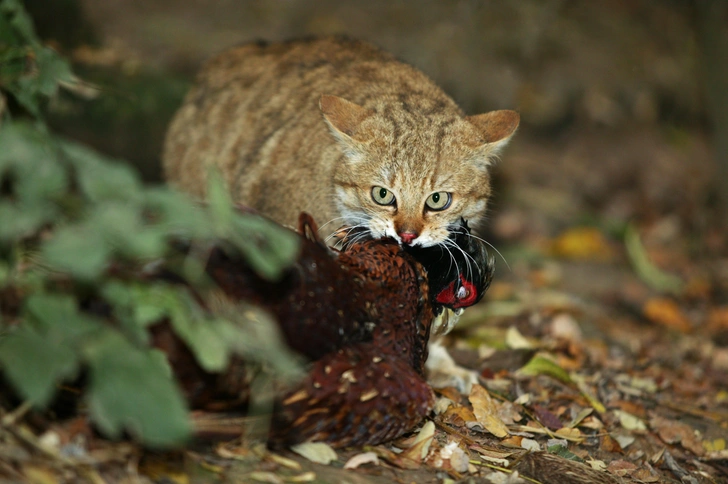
547, 444, 584, 462
206, 168, 235, 235
41, 223, 111, 280
230, 214, 299, 281
34, 47, 74, 97
0, 201, 56, 242
0, 293, 97, 407
0, 260, 9, 286
60, 140, 142, 203
204, 168, 298, 280
89, 203, 167, 260
0, 10, 19, 45
84, 331, 191, 448
25, 293, 100, 339
0, 323, 79, 406
101, 281, 167, 344
625, 224, 684, 294
143, 188, 210, 238
0, 121, 55, 175
0, 0, 40, 46
166, 290, 234, 372
14, 155, 69, 203
212, 301, 303, 381
518, 354, 573, 385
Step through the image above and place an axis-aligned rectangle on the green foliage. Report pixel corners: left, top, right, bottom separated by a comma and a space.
84, 332, 191, 448
0, 0, 74, 118
0, 0, 301, 449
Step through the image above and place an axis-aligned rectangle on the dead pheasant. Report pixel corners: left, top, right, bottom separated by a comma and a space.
159, 213, 494, 447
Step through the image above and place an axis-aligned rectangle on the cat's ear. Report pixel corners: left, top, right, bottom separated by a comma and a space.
320, 95, 373, 143
465, 110, 520, 160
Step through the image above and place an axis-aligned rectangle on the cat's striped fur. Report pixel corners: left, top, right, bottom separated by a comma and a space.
163, 36, 519, 247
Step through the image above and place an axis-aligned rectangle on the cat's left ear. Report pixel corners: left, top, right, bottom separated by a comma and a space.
320, 95, 374, 144
465, 110, 520, 159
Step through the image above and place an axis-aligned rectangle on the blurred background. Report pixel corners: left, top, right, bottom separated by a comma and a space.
23, 0, 728, 300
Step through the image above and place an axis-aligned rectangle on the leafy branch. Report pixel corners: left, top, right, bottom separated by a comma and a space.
0, 0, 300, 448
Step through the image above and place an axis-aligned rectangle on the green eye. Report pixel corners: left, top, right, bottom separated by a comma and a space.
425, 191, 452, 211
371, 186, 396, 206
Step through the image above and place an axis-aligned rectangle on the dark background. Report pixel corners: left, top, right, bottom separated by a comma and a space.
24, 0, 728, 268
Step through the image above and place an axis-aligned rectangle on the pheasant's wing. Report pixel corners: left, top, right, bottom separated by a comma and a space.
270, 342, 434, 448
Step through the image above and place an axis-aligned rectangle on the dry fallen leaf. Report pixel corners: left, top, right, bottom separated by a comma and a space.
555, 427, 583, 441
290, 442, 338, 465
249, 471, 283, 484
520, 438, 540, 451
649, 415, 705, 456
550, 227, 613, 260
613, 410, 646, 431
505, 326, 535, 349
469, 384, 509, 438
343, 452, 380, 470
439, 441, 470, 473
401, 421, 435, 461
642, 298, 692, 333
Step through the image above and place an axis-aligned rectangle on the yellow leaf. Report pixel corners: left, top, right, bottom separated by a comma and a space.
469, 384, 509, 438
551, 227, 613, 260
555, 427, 583, 442
704, 439, 726, 452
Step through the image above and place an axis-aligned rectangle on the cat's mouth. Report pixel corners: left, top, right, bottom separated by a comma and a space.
332, 224, 454, 249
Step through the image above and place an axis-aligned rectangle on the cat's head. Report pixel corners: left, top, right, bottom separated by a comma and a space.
320, 94, 518, 248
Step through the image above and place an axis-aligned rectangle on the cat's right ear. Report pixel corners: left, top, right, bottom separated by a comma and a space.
465, 110, 520, 159
320, 95, 373, 143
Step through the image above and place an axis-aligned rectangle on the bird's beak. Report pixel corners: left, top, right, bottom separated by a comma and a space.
430, 307, 464, 337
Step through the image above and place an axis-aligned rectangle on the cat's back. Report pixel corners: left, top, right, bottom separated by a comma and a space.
163, 37, 453, 207
164, 37, 397, 195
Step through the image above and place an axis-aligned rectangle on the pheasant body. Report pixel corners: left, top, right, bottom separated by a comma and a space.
163, 214, 493, 447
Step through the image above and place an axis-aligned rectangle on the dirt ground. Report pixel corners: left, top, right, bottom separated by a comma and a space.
3, 1, 727, 483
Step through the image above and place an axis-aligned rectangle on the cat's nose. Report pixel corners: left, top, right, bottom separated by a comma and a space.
398, 232, 418, 244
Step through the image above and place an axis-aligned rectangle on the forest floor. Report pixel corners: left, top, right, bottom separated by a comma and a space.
1, 127, 726, 484
2, 1, 728, 482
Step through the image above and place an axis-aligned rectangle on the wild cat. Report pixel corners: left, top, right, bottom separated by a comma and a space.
163, 36, 519, 392
163, 36, 519, 250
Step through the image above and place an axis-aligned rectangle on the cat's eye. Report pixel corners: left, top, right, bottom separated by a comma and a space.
425, 191, 452, 211
371, 186, 396, 206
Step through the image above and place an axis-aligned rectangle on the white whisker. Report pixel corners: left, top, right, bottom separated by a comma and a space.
442, 238, 478, 282
450, 226, 510, 271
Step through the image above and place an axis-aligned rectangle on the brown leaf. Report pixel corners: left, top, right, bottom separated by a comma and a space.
708, 306, 728, 334
600, 433, 623, 453
532, 404, 563, 430
442, 403, 476, 426
435, 386, 463, 403
606, 459, 637, 476
642, 298, 692, 333
368, 446, 422, 470
469, 384, 509, 438
649, 415, 705, 457
400, 421, 435, 461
